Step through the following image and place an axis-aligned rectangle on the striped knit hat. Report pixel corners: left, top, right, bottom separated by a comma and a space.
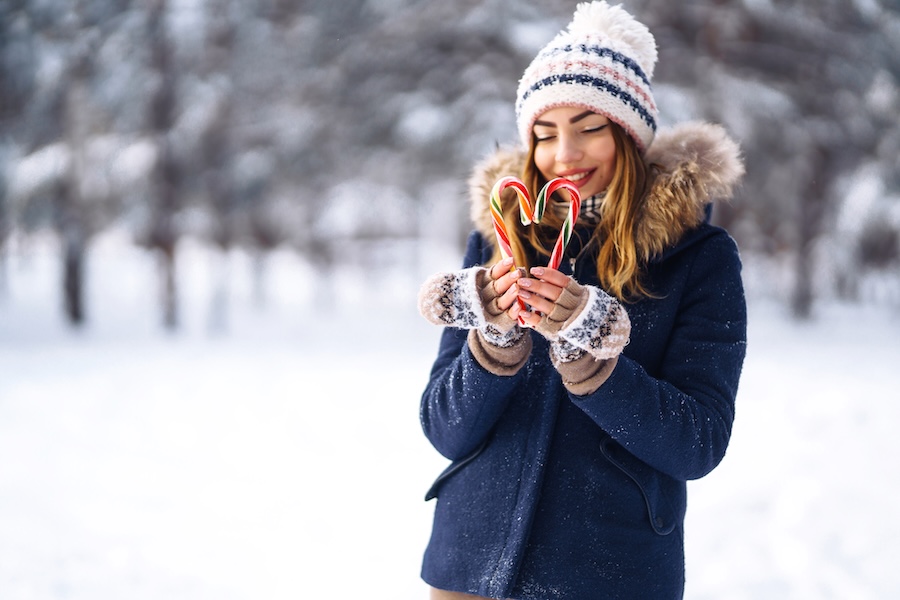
515, 1, 659, 152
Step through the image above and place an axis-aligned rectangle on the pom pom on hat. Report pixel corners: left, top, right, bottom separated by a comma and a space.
515, 1, 659, 152
567, 1, 657, 79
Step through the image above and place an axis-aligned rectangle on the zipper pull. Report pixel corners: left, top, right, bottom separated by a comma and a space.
569, 257, 577, 274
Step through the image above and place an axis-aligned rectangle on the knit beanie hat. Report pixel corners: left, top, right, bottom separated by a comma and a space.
515, 1, 659, 152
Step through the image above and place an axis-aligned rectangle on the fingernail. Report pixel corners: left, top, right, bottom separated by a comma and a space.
531, 267, 545, 276
518, 278, 532, 288
503, 257, 514, 266
518, 290, 532, 299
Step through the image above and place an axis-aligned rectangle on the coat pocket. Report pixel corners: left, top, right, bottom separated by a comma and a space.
424, 436, 490, 501
599, 436, 684, 536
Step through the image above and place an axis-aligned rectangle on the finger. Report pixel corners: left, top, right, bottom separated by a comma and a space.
506, 301, 532, 327
493, 266, 524, 297
490, 257, 515, 281
508, 295, 523, 321
529, 266, 570, 288
517, 276, 563, 303
496, 282, 521, 311
516, 286, 555, 315
515, 305, 541, 328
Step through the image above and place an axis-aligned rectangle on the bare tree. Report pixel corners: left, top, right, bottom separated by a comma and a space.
146, 0, 181, 329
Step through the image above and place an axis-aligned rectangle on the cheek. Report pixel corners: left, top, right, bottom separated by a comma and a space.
533, 146, 555, 179
595, 142, 617, 176
604, 151, 617, 177
597, 155, 616, 190
596, 139, 617, 166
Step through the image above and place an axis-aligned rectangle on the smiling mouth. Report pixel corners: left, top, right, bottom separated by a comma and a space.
560, 170, 594, 185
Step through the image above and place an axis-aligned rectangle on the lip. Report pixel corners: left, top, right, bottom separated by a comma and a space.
557, 168, 596, 191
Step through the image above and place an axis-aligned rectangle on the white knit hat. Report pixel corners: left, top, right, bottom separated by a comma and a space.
515, 1, 659, 152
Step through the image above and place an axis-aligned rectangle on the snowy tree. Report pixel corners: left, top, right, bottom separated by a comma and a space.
636, 0, 900, 316
0, 3, 38, 295
2, 0, 898, 328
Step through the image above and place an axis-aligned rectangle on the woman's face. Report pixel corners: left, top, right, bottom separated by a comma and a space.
532, 107, 617, 199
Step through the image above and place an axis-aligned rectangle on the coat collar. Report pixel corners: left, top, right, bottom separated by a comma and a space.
467, 121, 745, 262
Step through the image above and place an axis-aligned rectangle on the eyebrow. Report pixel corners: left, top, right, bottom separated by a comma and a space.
533, 111, 596, 128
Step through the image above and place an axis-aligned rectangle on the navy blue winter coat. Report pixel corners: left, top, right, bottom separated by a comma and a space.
419, 123, 748, 599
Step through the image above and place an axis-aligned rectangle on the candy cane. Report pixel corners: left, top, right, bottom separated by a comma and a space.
537, 178, 582, 270
489, 176, 582, 322
490, 176, 534, 319
490, 176, 533, 261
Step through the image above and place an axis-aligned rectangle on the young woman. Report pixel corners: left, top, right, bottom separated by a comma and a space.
417, 2, 747, 598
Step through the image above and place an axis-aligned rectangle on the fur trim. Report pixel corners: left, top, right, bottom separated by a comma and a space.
468, 145, 524, 244
466, 122, 744, 263
637, 121, 745, 261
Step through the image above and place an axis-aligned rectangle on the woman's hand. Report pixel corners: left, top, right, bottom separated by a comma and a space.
514, 266, 570, 327
418, 258, 529, 332
488, 257, 527, 315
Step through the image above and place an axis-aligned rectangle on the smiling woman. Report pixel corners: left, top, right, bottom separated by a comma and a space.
522, 107, 650, 300
415, 2, 747, 599
532, 109, 617, 200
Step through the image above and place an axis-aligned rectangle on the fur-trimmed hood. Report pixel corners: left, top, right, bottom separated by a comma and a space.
468, 121, 745, 262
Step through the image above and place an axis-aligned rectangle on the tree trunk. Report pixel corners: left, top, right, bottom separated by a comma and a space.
63, 224, 85, 325
0, 247, 6, 300
0, 216, 7, 302
59, 38, 93, 328
149, 0, 181, 331
252, 248, 267, 310
207, 249, 230, 334
791, 144, 830, 320
159, 241, 178, 330
0, 160, 8, 300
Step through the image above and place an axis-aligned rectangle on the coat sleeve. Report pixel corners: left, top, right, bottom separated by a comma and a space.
419, 231, 528, 460
572, 233, 747, 481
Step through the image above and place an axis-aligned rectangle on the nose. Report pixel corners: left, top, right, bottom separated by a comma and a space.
555, 132, 583, 164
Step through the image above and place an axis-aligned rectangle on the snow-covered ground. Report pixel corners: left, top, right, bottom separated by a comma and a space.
1, 233, 898, 599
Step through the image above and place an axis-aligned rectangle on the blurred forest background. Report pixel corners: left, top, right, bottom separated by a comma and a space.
1, 0, 899, 330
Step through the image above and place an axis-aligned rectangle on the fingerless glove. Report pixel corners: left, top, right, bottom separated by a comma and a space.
533, 279, 631, 395
418, 267, 531, 375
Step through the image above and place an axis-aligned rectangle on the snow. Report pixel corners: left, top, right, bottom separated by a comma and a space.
1, 233, 899, 599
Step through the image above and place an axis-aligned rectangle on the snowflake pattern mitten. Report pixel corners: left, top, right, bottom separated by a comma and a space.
418, 267, 531, 374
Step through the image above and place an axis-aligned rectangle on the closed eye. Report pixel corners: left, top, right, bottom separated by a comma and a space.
583, 124, 608, 134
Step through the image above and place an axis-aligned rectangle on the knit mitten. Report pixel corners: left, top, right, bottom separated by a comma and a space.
532, 278, 590, 341
418, 267, 531, 375
534, 282, 631, 360
532, 279, 631, 395
549, 340, 619, 396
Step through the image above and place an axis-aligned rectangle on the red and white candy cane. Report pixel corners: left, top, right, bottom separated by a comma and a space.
489, 176, 533, 262
537, 178, 582, 270
490, 176, 534, 318
489, 176, 582, 320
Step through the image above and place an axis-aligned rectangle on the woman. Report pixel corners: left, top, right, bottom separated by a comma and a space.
417, 2, 747, 598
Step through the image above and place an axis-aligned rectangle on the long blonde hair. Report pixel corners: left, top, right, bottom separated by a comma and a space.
494, 122, 652, 301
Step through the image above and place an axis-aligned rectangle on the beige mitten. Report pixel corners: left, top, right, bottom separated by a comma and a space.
532, 279, 631, 395
418, 267, 531, 375
553, 285, 631, 360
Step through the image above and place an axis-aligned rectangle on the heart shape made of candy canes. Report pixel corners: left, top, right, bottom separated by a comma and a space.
489, 176, 582, 271
489, 176, 582, 320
